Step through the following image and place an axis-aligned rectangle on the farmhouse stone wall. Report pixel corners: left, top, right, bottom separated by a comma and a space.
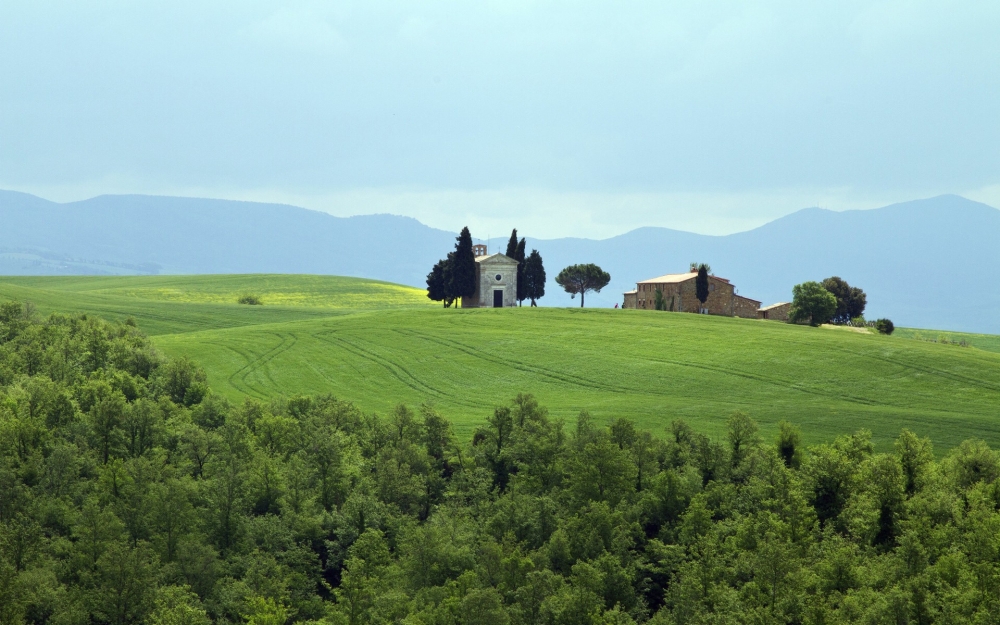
623, 271, 764, 319
733, 295, 762, 319
758, 303, 791, 321
628, 275, 737, 315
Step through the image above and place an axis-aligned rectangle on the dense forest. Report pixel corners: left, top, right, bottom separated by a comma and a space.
3, 302, 1000, 624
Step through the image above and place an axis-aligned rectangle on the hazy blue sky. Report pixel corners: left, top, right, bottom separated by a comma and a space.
2, 1, 998, 238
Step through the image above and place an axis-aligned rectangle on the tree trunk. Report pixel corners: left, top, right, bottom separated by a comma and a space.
580, 291, 585, 307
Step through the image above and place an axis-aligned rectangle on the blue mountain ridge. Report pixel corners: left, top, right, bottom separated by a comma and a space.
1, 191, 997, 333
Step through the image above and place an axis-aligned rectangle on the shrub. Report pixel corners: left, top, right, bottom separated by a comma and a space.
238, 293, 263, 305
874, 318, 894, 335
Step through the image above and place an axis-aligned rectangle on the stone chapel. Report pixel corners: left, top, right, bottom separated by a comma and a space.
461, 245, 519, 308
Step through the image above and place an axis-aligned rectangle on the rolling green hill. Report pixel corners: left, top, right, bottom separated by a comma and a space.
894, 326, 1000, 354
0, 274, 432, 335
2, 274, 999, 449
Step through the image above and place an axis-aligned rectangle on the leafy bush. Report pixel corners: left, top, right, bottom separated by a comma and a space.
238, 293, 263, 305
875, 318, 895, 335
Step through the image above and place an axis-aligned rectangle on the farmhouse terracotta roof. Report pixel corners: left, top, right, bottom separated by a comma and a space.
623, 289, 637, 294
734, 294, 762, 305
637, 273, 731, 284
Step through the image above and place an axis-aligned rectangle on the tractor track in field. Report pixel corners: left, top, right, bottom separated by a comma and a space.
640, 356, 883, 407
829, 345, 1000, 395
723, 331, 1000, 396
392, 328, 632, 395
398, 328, 884, 406
220, 332, 299, 397
210, 342, 268, 398
312, 330, 480, 408
205, 340, 273, 399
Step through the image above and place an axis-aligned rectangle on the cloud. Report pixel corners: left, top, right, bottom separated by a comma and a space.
2, 1, 999, 233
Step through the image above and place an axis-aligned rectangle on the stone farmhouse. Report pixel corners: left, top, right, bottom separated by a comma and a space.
461, 245, 519, 308
623, 268, 789, 320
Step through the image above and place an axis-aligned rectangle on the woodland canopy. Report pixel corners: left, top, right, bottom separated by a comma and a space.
1, 301, 999, 624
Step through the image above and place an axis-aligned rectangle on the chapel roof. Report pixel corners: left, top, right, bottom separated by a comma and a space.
474, 253, 518, 264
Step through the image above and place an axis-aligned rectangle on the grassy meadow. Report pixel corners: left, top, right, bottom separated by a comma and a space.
2, 274, 999, 449
894, 326, 1000, 354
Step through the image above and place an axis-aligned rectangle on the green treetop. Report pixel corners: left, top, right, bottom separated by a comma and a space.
789, 281, 838, 326
555, 263, 611, 307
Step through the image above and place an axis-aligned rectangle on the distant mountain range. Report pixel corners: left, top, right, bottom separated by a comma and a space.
2, 190, 998, 333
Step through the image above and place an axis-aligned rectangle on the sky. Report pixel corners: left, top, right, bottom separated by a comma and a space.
1, 1, 999, 239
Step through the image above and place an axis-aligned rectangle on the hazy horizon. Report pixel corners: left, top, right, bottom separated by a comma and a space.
7, 188, 997, 244
3, 2, 999, 238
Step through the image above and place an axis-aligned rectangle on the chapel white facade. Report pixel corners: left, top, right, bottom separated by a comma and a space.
461, 252, 519, 308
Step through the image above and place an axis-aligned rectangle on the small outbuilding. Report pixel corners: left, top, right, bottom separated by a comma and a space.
758, 302, 791, 321
461, 252, 519, 308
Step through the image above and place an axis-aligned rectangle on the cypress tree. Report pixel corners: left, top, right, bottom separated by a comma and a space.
514, 238, 527, 305
442, 252, 457, 307
505, 229, 519, 258
696, 264, 710, 312
524, 249, 546, 306
449, 227, 477, 305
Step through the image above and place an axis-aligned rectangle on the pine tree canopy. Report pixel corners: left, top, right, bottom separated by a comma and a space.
555, 263, 610, 308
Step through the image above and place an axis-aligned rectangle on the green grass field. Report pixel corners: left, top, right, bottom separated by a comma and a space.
2, 274, 999, 450
894, 327, 1000, 354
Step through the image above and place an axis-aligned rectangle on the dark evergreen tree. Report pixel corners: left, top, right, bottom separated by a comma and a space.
425, 259, 449, 306
523, 249, 546, 306
695, 264, 710, 312
514, 237, 527, 306
442, 251, 457, 307
821, 276, 867, 324
505, 228, 519, 258
555, 263, 610, 307
449, 227, 477, 305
